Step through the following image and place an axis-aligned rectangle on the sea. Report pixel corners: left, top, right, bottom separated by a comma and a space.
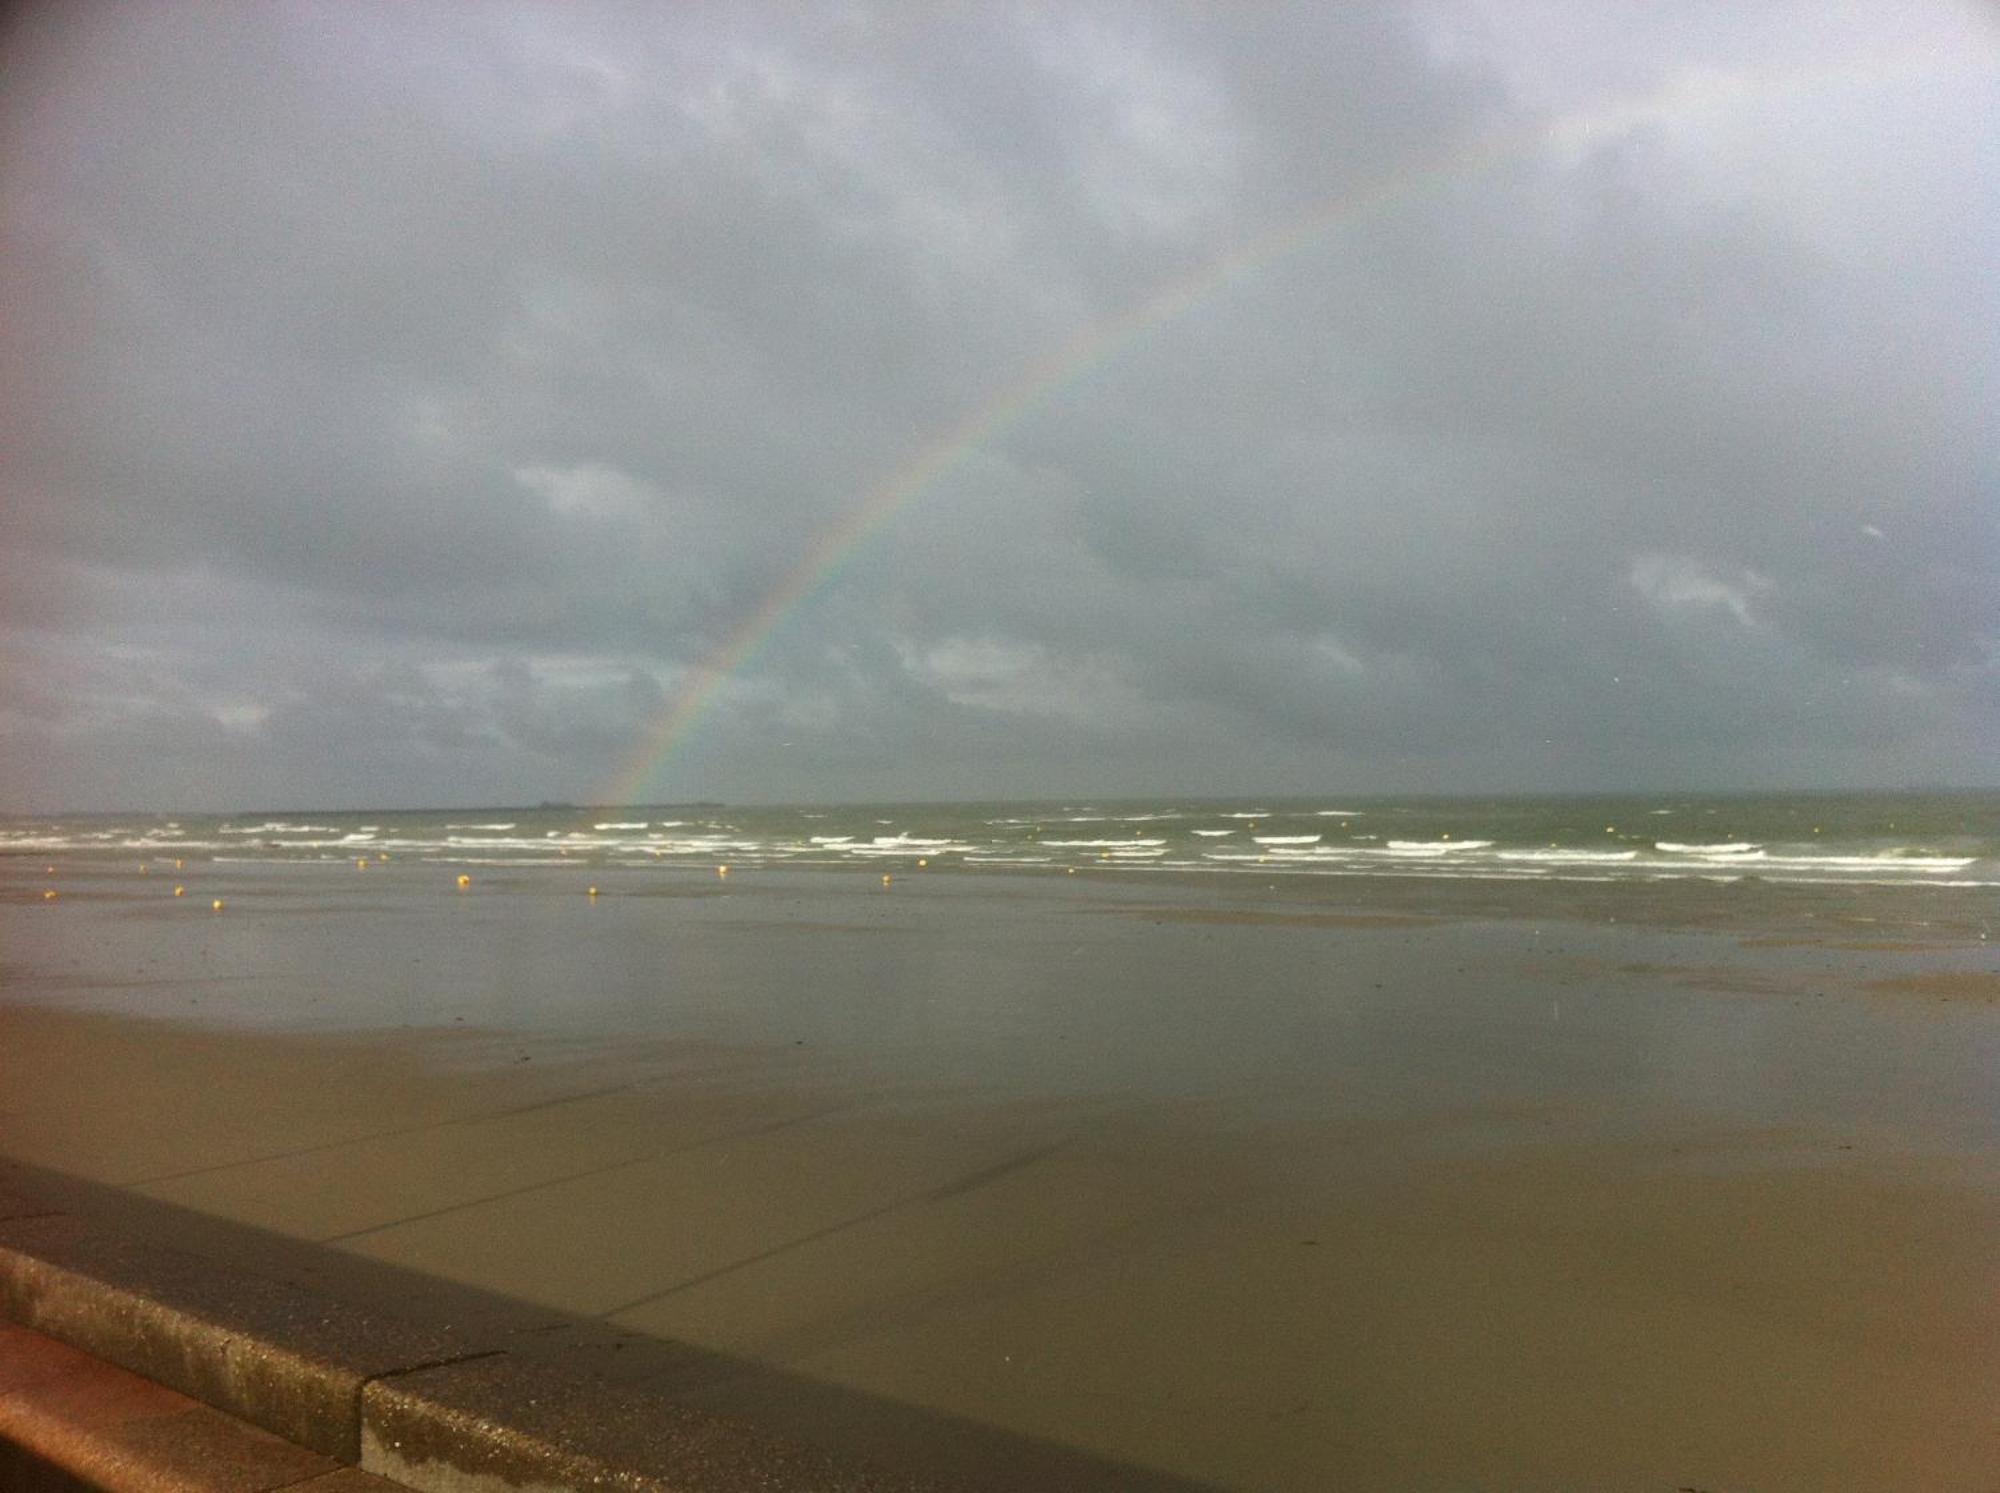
4, 790, 1996, 889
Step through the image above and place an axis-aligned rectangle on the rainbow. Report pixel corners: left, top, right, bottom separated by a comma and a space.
597, 39, 1978, 806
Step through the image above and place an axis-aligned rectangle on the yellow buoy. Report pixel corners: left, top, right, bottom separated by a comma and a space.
175, 859, 184, 870
456, 874, 471, 888
881, 874, 892, 886
174, 885, 186, 897
211, 898, 225, 911
1067, 867, 1077, 875
918, 857, 928, 868
42, 889, 56, 901
717, 865, 729, 878
356, 857, 368, 869
587, 886, 599, 898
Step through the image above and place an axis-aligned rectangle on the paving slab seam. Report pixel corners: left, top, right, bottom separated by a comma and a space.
350, 1347, 510, 1445
358, 1349, 510, 1388
129, 1081, 646, 1188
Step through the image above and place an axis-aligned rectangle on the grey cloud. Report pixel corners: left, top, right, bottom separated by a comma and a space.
1, 0, 1993, 809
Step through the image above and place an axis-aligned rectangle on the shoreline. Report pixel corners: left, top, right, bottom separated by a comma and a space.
11, 842, 2000, 933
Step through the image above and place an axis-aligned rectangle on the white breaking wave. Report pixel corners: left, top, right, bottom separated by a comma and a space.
1496, 848, 1641, 864
1041, 838, 1167, 848
1751, 852, 1975, 871
16, 801, 1991, 893
845, 842, 975, 856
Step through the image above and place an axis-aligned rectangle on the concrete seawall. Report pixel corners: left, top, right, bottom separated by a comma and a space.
0, 1195, 946, 1490
0, 1176, 1221, 1492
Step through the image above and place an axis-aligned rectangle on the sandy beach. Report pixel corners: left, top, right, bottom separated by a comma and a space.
3, 856, 1996, 1489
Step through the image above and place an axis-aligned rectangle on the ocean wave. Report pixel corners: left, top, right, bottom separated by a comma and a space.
1041, 838, 1168, 848
425, 854, 573, 866
1752, 853, 1975, 871
845, 842, 975, 855
1656, 841, 1761, 855
1496, 848, 1641, 864
1253, 834, 1321, 845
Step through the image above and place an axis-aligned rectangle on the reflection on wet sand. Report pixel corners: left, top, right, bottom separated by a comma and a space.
2, 860, 1996, 1489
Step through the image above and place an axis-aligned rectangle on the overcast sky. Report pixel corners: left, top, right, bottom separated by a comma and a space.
2, 1, 1994, 811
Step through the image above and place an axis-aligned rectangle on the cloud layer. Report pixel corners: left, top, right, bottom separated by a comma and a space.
2, 1, 1994, 809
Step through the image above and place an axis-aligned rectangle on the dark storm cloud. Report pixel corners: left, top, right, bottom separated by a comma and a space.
1, 1, 1993, 809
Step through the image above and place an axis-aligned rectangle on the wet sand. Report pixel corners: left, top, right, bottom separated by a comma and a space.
2, 857, 1997, 1489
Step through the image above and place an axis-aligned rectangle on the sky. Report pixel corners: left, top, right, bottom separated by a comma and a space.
1, 1, 1995, 812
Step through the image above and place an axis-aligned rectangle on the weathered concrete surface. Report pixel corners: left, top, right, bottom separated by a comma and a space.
362, 1351, 941, 1493
0, 1213, 491, 1461
0, 1320, 412, 1492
